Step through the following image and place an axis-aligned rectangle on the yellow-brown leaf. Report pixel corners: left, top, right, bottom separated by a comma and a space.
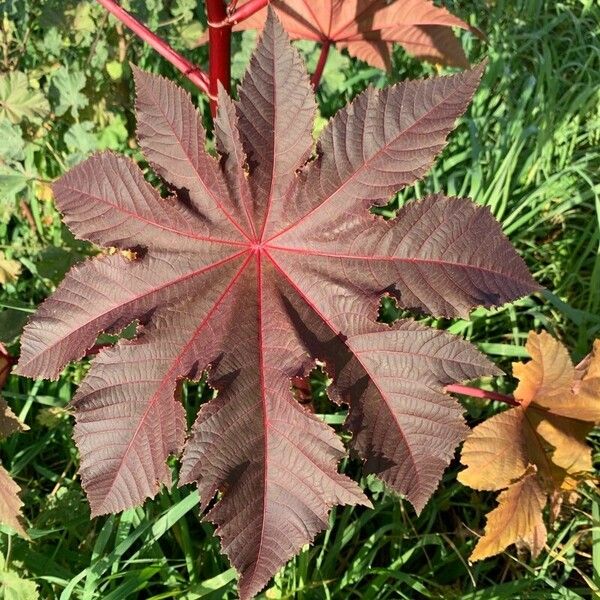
0, 253, 21, 285
0, 398, 27, 439
460, 331, 600, 563
530, 411, 593, 474
458, 407, 528, 491
470, 467, 547, 561
0, 465, 27, 537
513, 332, 573, 408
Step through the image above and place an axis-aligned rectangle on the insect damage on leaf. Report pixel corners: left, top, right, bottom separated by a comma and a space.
0, 397, 29, 538
16, 9, 538, 599
209, 0, 483, 70
458, 331, 600, 562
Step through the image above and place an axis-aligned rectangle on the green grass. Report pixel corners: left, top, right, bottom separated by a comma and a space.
1, 0, 599, 598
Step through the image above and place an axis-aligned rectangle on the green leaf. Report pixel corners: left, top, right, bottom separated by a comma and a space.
73, 2, 95, 37
0, 72, 50, 124
0, 554, 38, 600
90, 38, 109, 70
40, 27, 63, 56
0, 164, 28, 204
64, 121, 98, 155
231, 31, 257, 80
0, 306, 30, 344
0, 571, 39, 600
179, 21, 204, 50
171, 0, 195, 21
36, 246, 85, 284
50, 66, 88, 118
321, 46, 352, 93
105, 60, 123, 81
0, 121, 25, 162
97, 113, 128, 150
184, 569, 237, 598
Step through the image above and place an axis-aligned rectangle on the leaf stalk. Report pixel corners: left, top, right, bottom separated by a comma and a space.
445, 383, 520, 406
311, 39, 332, 88
94, 0, 210, 94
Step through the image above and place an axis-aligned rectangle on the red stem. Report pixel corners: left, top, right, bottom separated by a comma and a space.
445, 384, 520, 407
94, 0, 210, 94
226, 0, 269, 25
311, 39, 331, 88
206, 0, 232, 116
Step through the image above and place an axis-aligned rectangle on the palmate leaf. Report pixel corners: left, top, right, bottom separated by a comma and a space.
217, 0, 483, 69
17, 10, 538, 599
0, 71, 49, 124
458, 332, 600, 561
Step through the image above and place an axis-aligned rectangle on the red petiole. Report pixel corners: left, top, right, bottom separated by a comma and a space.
311, 39, 332, 88
94, 0, 269, 113
95, 0, 210, 94
445, 383, 520, 406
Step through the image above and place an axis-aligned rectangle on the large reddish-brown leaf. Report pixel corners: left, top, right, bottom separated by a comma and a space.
459, 332, 600, 561
17, 10, 537, 599
216, 0, 482, 70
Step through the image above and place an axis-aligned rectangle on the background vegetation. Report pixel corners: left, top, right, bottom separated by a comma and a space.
1, 0, 599, 597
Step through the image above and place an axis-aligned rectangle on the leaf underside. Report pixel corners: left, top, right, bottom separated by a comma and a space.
17, 10, 537, 599
226, 0, 482, 69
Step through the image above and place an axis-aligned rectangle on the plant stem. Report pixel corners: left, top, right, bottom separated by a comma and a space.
206, 0, 232, 115
311, 39, 331, 88
444, 384, 520, 406
94, 0, 210, 94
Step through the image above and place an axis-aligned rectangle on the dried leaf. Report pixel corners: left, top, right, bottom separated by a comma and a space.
0, 397, 28, 537
470, 466, 547, 561
0, 466, 27, 538
0, 253, 21, 284
0, 398, 27, 439
459, 331, 600, 561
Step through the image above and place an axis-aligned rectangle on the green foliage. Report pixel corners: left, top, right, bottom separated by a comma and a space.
0, 0, 599, 598
0, 72, 49, 124
50, 67, 88, 118
0, 552, 39, 599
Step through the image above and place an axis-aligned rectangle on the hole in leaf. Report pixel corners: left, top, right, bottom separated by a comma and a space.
377, 294, 424, 324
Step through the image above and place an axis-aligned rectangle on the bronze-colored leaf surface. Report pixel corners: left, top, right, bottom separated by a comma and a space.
459, 331, 600, 561
220, 0, 482, 70
17, 10, 537, 599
